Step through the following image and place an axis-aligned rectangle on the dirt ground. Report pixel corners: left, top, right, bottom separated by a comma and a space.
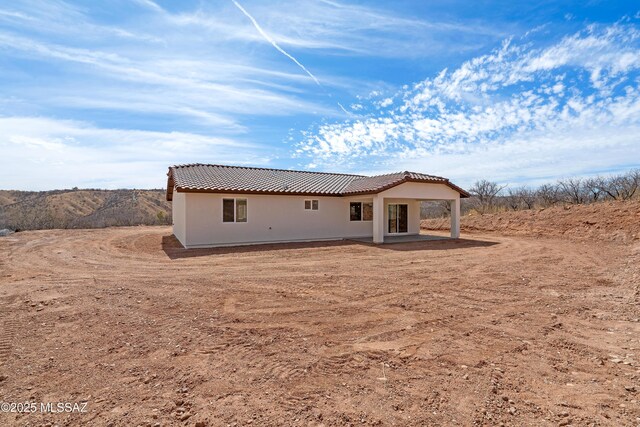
1, 212, 640, 425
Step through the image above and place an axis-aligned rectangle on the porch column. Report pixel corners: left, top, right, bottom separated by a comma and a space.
373, 194, 384, 244
450, 198, 460, 238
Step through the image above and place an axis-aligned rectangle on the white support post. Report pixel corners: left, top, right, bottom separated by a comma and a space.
450, 198, 460, 239
373, 194, 385, 244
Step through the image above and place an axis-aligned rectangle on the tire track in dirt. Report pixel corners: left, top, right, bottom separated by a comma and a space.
0, 295, 19, 367
3, 224, 640, 425
198, 330, 310, 384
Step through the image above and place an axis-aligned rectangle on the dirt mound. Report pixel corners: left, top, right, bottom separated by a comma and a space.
422, 200, 640, 242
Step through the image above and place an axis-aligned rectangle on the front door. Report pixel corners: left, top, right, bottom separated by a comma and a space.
388, 204, 408, 233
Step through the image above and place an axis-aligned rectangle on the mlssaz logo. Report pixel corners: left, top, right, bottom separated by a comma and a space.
40, 402, 88, 413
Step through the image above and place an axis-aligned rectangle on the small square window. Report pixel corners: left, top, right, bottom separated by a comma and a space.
223, 198, 247, 222
305, 200, 312, 210
312, 200, 318, 210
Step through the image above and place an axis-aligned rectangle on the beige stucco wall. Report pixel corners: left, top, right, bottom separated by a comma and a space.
382, 198, 421, 235
180, 192, 374, 248
380, 182, 460, 236
171, 191, 187, 246
378, 182, 461, 239
379, 181, 460, 200
172, 181, 461, 248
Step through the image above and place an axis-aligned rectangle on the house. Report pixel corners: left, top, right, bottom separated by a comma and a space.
166, 164, 469, 248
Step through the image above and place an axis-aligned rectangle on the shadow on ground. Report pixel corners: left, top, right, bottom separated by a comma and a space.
161, 235, 499, 259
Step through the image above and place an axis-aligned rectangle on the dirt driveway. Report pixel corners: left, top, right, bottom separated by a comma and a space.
0, 227, 639, 426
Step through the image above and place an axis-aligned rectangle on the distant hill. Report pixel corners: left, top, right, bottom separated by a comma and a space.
0, 189, 172, 230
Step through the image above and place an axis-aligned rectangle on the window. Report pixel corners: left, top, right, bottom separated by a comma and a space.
305, 199, 319, 210
388, 204, 408, 233
223, 199, 235, 222
236, 199, 247, 222
223, 198, 247, 223
350, 202, 362, 221
362, 202, 373, 221
350, 202, 374, 221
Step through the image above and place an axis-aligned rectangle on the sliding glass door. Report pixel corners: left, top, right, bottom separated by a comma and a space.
388, 204, 408, 233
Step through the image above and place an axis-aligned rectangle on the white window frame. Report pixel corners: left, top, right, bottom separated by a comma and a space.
304, 199, 319, 211
222, 197, 248, 223
387, 203, 408, 233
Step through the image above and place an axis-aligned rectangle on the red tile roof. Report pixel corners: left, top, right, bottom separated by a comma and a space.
166, 164, 469, 201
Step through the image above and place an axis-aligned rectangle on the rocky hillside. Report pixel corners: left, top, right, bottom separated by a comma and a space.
0, 189, 171, 230
422, 199, 640, 242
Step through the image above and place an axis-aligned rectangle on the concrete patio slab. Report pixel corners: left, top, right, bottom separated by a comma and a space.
347, 233, 451, 244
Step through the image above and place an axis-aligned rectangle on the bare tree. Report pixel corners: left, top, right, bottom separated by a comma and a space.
600, 170, 639, 200
516, 187, 537, 209
633, 169, 640, 200
584, 177, 605, 203
505, 188, 521, 211
557, 178, 587, 204
469, 180, 506, 214
536, 183, 560, 207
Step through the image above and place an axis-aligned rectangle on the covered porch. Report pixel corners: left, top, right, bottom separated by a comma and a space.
366, 182, 461, 244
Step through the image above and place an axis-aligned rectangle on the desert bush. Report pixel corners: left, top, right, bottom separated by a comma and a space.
421, 168, 639, 220
0, 189, 172, 230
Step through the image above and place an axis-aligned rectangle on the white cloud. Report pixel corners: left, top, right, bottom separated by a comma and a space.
296, 22, 640, 185
0, 117, 269, 190
148, 0, 505, 58
0, 31, 337, 129
378, 97, 394, 108
1, 0, 506, 190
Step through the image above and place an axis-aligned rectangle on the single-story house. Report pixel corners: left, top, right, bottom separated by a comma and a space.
166, 164, 469, 248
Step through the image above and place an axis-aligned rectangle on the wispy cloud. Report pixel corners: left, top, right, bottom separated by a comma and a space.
0, 117, 268, 189
132, 0, 164, 13
0, 27, 335, 131
0, 0, 522, 189
296, 22, 640, 185
225, 0, 506, 57
142, 0, 506, 58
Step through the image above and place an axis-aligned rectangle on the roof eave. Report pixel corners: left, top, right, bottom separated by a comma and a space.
342, 177, 470, 198
166, 168, 175, 201
172, 179, 470, 198
173, 187, 343, 197
166, 165, 470, 199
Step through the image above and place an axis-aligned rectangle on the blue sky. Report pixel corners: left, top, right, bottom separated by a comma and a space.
1, 0, 639, 190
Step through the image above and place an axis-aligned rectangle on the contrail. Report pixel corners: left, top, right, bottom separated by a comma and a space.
231, 0, 320, 86
134, 0, 164, 12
